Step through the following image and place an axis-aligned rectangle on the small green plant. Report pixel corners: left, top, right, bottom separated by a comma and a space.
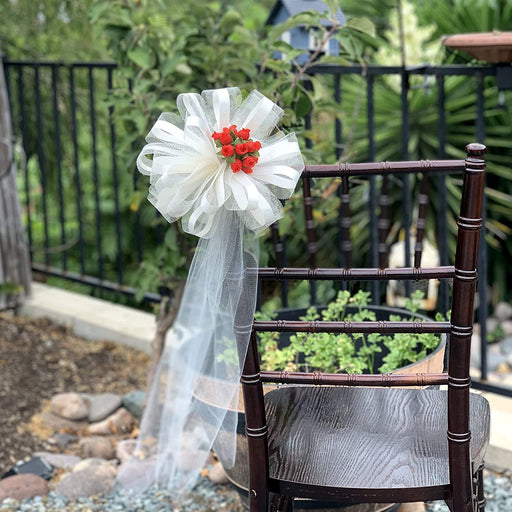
259, 289, 444, 374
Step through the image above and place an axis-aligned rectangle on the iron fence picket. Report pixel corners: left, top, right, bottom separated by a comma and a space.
2, 59, 509, 397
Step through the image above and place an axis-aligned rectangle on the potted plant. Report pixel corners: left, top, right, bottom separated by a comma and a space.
199, 290, 446, 512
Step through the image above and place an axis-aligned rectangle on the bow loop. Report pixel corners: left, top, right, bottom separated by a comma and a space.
137, 87, 304, 238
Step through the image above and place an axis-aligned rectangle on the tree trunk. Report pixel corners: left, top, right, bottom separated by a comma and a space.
0, 56, 31, 309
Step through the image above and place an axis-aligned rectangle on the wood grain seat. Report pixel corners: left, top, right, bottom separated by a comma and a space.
265, 387, 490, 503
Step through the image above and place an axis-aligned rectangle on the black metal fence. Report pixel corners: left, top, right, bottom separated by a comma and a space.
3, 58, 510, 397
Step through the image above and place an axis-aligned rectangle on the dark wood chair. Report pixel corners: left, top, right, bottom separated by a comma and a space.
241, 143, 490, 512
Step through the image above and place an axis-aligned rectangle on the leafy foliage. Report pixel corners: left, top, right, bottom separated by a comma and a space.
87, 0, 376, 301
258, 290, 443, 374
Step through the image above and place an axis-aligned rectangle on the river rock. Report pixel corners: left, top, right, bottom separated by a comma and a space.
79, 436, 116, 459
116, 459, 157, 487
116, 439, 137, 464
39, 411, 88, 434
54, 463, 116, 499
209, 461, 228, 484
50, 392, 89, 421
33, 452, 81, 471
122, 390, 146, 419
72, 457, 109, 473
494, 301, 512, 321
87, 393, 122, 423
46, 433, 78, 449
0, 474, 48, 502
87, 408, 135, 435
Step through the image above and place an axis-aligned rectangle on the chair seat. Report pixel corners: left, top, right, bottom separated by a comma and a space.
265, 387, 490, 502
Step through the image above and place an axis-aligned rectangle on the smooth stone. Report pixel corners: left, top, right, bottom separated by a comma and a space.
87, 393, 122, 423
209, 461, 228, 484
50, 393, 89, 421
122, 390, 146, 419
494, 301, 512, 321
79, 436, 116, 460
115, 439, 137, 464
46, 433, 78, 449
33, 452, 81, 471
39, 412, 88, 434
116, 459, 157, 487
0, 474, 48, 502
87, 408, 135, 435
54, 464, 116, 499
72, 458, 109, 473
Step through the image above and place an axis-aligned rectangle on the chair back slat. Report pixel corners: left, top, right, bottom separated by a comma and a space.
259, 371, 448, 387
257, 266, 455, 281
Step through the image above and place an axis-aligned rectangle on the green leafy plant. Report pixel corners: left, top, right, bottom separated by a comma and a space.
258, 289, 443, 374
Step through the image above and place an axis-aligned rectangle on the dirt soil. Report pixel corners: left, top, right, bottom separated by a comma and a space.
0, 311, 150, 476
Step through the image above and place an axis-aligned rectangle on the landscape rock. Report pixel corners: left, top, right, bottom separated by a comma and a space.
46, 433, 78, 449
87, 407, 135, 435
39, 411, 88, 434
54, 463, 116, 499
122, 390, 146, 419
209, 461, 228, 485
50, 392, 89, 421
87, 393, 122, 423
72, 457, 109, 473
494, 301, 512, 321
116, 458, 157, 487
0, 474, 48, 502
79, 436, 116, 459
116, 439, 137, 464
33, 452, 81, 471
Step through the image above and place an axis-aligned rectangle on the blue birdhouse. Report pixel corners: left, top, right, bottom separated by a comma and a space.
267, 0, 346, 65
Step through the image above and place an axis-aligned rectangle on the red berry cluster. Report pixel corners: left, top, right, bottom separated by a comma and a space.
212, 125, 261, 174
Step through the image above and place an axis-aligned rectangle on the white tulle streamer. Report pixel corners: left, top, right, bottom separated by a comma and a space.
117, 88, 303, 495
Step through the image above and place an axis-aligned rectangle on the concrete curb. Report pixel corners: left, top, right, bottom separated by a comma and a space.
18, 282, 155, 354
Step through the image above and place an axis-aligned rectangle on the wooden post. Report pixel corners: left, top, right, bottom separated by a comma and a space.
0, 55, 31, 309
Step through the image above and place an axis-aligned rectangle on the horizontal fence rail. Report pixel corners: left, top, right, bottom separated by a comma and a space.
3, 59, 510, 397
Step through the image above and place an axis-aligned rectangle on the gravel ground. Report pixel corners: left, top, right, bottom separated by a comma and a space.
2, 471, 512, 512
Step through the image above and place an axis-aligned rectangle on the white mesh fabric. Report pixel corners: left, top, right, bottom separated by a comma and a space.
118, 88, 303, 496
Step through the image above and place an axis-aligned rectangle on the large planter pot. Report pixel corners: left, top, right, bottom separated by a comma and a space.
195, 306, 446, 511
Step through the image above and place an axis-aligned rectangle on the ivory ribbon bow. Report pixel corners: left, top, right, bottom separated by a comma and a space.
119, 88, 303, 494
137, 87, 304, 237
